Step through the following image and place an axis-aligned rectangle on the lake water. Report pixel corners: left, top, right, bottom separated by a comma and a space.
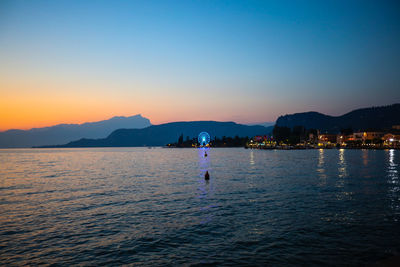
0, 148, 399, 266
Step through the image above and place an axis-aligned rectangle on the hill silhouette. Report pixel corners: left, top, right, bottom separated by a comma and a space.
0, 114, 151, 148
42, 121, 273, 147
275, 104, 400, 133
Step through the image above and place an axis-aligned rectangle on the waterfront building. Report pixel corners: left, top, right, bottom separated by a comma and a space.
363, 132, 384, 141
336, 134, 353, 146
352, 132, 384, 143
383, 133, 400, 147
249, 128, 399, 149
352, 132, 364, 142
318, 134, 337, 146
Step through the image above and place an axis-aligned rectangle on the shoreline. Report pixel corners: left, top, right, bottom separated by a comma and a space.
0, 146, 399, 150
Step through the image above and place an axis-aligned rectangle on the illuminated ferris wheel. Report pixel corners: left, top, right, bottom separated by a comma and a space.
198, 132, 210, 146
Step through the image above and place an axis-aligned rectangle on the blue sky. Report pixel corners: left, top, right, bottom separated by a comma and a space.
1, 0, 399, 129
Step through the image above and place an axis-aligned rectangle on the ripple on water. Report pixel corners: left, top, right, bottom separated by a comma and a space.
0, 148, 399, 265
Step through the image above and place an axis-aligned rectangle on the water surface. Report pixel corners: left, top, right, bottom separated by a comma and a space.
0, 148, 399, 266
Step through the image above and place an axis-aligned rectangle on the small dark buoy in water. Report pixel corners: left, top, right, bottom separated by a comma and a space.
205, 171, 210, 180
204, 152, 208, 157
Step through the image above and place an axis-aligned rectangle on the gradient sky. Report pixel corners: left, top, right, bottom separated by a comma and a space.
1, 0, 400, 131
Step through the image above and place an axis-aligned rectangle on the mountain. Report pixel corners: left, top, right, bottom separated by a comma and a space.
0, 114, 151, 148
275, 104, 400, 133
43, 121, 272, 147
247, 122, 275, 127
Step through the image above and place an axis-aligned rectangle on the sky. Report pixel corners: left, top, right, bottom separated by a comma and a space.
1, 0, 400, 131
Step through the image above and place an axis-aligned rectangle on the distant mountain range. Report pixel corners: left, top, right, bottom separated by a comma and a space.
3, 103, 399, 148
276, 104, 400, 133
0, 114, 151, 148
246, 122, 275, 127
41, 121, 273, 147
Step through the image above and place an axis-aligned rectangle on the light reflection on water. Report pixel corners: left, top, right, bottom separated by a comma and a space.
317, 148, 327, 186
338, 148, 347, 178
387, 149, 400, 217
0, 148, 400, 266
335, 149, 352, 202
197, 147, 212, 197
197, 147, 215, 225
388, 149, 398, 180
250, 150, 255, 166
363, 149, 369, 166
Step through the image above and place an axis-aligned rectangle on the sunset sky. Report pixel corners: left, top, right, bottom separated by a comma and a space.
1, 0, 400, 131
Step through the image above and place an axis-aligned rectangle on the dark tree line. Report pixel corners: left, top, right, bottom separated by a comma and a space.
211, 136, 249, 147
169, 134, 249, 147
273, 126, 318, 145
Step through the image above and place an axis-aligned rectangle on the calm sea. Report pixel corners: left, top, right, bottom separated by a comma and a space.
0, 148, 399, 266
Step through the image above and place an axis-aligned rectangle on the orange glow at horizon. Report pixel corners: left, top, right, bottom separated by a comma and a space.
0, 78, 278, 131
0, 93, 276, 131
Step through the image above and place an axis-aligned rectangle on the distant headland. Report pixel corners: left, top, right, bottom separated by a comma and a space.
249, 104, 400, 150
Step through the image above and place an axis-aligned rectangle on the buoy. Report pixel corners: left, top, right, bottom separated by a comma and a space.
205, 171, 210, 180
204, 152, 208, 157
